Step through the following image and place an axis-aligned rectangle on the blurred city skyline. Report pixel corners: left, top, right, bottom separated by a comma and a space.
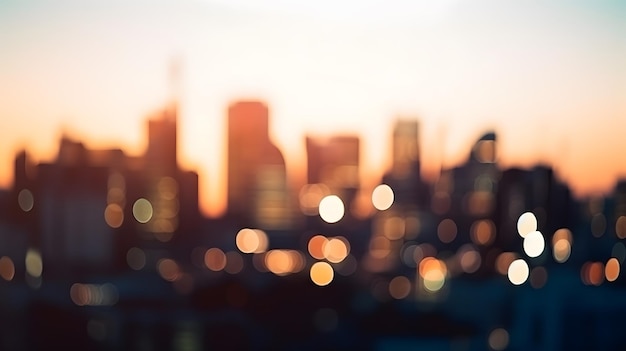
1, 0, 625, 217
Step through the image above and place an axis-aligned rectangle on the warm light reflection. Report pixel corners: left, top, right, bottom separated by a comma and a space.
383, 216, 405, 240
25, 248, 43, 278
157, 258, 181, 282
582, 261, 604, 286
265, 250, 305, 276
132, 198, 153, 223
496, 252, 517, 275
605, 258, 620, 282
523, 231, 545, 258
616, 216, 626, 239
318, 195, 345, 223
18, 189, 34, 212
369, 236, 392, 259
204, 248, 227, 272
553, 239, 571, 263
419, 257, 447, 292
458, 245, 481, 273
104, 203, 124, 228
126, 247, 146, 270
322, 237, 350, 263
488, 328, 509, 351
0, 256, 15, 281
517, 212, 537, 238
437, 218, 457, 244
236, 228, 268, 254
471, 219, 495, 245
70, 283, 118, 306
299, 183, 330, 216
225, 251, 244, 274
507, 259, 529, 285
308, 235, 328, 260
388, 276, 411, 299
372, 184, 394, 211
310, 261, 334, 286
475, 140, 496, 163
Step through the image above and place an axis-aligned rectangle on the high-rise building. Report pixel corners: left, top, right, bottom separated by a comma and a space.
143, 105, 181, 241
305, 135, 360, 213
227, 100, 291, 229
383, 120, 430, 210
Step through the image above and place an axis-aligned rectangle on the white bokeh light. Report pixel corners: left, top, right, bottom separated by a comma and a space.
507, 259, 529, 285
319, 195, 345, 223
523, 230, 545, 258
517, 212, 537, 238
372, 184, 394, 211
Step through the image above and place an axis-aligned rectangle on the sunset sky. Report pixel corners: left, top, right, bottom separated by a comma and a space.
1, 0, 625, 216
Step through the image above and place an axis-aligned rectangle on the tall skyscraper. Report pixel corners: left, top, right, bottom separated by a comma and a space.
383, 120, 430, 210
227, 100, 291, 229
143, 105, 180, 240
306, 135, 360, 213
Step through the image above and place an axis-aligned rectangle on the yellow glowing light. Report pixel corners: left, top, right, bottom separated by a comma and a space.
517, 212, 537, 238
308, 235, 328, 260
104, 203, 124, 228
437, 218, 457, 244
616, 216, 626, 239
488, 328, 509, 351
132, 198, 153, 223
523, 231, 545, 258
605, 257, 620, 282
372, 184, 394, 211
25, 249, 43, 278
265, 250, 293, 276
507, 259, 529, 285
157, 258, 180, 282
310, 261, 334, 286
318, 195, 344, 223
236, 228, 268, 254
204, 248, 227, 272
0, 256, 15, 281
552, 239, 571, 263
552, 228, 572, 244
18, 189, 34, 212
388, 276, 411, 299
419, 257, 447, 292
323, 237, 349, 263
126, 247, 146, 271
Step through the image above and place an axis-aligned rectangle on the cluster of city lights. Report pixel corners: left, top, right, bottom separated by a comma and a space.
70, 282, 118, 306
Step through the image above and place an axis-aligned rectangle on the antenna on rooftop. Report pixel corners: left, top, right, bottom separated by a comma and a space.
168, 55, 183, 115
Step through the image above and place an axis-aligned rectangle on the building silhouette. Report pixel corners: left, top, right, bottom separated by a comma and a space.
226, 100, 291, 229
9, 104, 200, 276
305, 135, 360, 215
